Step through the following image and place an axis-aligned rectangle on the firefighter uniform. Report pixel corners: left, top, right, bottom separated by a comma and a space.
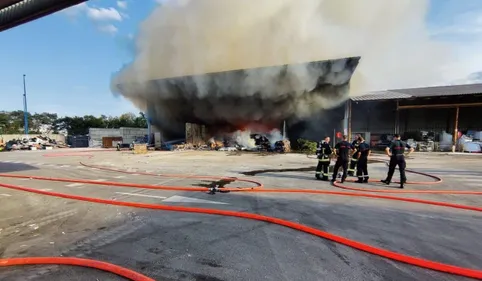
355, 141, 370, 183
348, 139, 360, 176
382, 140, 412, 188
315, 141, 332, 181
331, 140, 353, 183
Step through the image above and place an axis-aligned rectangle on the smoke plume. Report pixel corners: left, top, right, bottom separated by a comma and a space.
112, 0, 455, 139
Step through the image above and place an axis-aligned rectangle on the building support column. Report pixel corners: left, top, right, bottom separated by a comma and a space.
452, 106, 460, 152
395, 100, 400, 134
343, 100, 352, 141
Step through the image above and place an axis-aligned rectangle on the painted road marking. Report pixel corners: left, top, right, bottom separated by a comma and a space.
66, 183, 84, 188
0, 194, 12, 197
113, 175, 126, 179
163, 195, 228, 205
155, 178, 179, 186
437, 174, 482, 178
115, 192, 167, 199
459, 178, 482, 182
464, 182, 482, 187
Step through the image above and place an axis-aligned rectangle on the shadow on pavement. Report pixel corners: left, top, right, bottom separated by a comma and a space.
0, 162, 39, 173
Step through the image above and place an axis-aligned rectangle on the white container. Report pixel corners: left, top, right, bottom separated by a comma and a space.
463, 142, 482, 153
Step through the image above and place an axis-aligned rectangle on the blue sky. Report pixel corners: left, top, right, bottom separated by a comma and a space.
0, 0, 481, 117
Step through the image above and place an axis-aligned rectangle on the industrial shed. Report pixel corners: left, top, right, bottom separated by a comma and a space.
345, 83, 482, 151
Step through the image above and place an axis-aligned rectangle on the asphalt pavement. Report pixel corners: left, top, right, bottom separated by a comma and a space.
0, 150, 481, 281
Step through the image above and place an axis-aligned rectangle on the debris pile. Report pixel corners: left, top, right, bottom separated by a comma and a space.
166, 129, 290, 153
0, 135, 68, 151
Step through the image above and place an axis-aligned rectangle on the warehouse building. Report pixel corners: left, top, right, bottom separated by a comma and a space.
88, 127, 148, 148
345, 83, 482, 151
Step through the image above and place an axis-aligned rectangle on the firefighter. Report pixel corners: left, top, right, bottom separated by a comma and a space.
315, 137, 332, 181
355, 136, 371, 183
381, 134, 415, 188
331, 135, 354, 183
347, 134, 361, 176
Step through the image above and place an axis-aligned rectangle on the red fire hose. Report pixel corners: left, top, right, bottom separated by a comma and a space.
0, 156, 481, 280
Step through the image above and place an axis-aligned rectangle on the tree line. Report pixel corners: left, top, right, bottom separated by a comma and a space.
0, 110, 148, 136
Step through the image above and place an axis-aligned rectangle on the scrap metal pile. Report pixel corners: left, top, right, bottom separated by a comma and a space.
0, 135, 67, 151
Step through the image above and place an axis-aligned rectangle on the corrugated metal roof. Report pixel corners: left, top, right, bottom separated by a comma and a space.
351, 83, 482, 102
393, 83, 482, 97
350, 91, 412, 101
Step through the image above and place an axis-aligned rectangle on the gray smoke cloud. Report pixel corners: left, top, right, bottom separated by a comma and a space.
111, 0, 455, 138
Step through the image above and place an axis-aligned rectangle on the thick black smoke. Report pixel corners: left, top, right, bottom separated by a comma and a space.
114, 57, 359, 138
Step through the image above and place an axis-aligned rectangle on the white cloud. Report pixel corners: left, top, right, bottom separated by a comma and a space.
117, 1, 127, 10
86, 7, 122, 21
97, 24, 118, 35
62, 2, 87, 18
62, 2, 124, 35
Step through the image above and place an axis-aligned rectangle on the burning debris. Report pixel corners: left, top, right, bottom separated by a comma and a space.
168, 127, 290, 153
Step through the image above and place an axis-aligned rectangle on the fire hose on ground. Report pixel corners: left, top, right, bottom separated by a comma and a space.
0, 153, 481, 280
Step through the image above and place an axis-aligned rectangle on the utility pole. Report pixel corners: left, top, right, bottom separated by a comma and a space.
23, 74, 29, 136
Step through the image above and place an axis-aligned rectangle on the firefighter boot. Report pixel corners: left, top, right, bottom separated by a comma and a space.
322, 176, 329, 181
363, 176, 369, 183
355, 177, 363, 183
380, 179, 390, 185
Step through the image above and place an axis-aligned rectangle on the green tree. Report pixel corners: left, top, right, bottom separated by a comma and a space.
297, 138, 318, 154
2, 110, 148, 136
31, 112, 58, 133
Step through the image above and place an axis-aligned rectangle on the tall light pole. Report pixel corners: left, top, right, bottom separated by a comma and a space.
23, 74, 29, 135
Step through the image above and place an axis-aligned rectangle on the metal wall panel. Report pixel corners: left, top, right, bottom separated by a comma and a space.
351, 101, 396, 134
399, 108, 451, 133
